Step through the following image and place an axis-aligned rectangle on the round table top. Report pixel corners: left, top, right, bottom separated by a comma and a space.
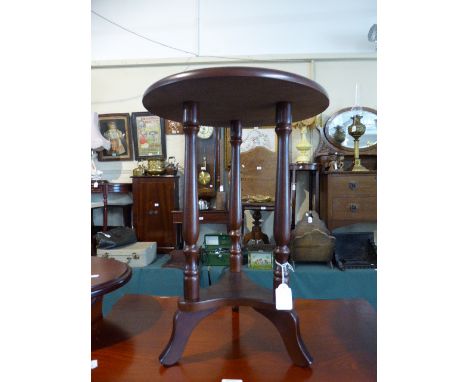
143, 66, 329, 127
91, 257, 132, 299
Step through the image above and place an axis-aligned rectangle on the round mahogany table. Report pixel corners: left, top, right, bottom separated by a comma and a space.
91, 257, 132, 324
143, 66, 329, 367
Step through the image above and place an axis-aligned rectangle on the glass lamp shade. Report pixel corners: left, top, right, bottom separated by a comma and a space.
91, 111, 110, 151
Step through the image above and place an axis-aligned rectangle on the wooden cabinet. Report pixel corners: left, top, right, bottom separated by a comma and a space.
320, 171, 376, 231
132, 176, 179, 253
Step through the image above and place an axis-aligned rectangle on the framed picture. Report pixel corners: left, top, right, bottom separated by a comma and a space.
165, 119, 184, 135
98, 113, 133, 161
224, 126, 277, 168
131, 112, 166, 160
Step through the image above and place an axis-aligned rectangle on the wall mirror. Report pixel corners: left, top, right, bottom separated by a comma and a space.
324, 107, 377, 151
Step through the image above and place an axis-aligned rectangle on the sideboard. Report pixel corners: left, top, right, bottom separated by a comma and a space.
132, 176, 179, 254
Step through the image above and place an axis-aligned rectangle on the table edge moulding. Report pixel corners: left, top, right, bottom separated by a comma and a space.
142, 66, 329, 368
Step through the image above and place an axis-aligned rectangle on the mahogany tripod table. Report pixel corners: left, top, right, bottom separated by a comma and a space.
142, 66, 329, 367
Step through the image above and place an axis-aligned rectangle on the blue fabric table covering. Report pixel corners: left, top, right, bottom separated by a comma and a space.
207, 264, 376, 309
102, 256, 376, 316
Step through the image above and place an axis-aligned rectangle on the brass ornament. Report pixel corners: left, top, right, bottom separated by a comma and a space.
347, 115, 369, 172
147, 157, 166, 175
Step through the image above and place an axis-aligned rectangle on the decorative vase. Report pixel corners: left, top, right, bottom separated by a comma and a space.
295, 125, 312, 163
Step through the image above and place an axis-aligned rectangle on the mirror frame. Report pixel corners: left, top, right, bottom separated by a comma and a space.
323, 107, 377, 154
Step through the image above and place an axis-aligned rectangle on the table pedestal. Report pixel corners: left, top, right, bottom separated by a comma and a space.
158, 102, 312, 367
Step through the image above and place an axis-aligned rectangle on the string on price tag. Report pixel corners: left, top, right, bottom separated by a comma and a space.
275, 260, 294, 310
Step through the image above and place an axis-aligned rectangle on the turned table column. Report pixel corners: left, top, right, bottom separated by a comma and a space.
182, 102, 200, 301
229, 121, 242, 272
273, 102, 292, 289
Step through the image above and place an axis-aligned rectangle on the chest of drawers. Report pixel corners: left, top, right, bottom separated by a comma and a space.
319, 171, 377, 231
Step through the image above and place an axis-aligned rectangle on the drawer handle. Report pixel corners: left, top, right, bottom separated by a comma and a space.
349, 203, 358, 212
348, 181, 358, 190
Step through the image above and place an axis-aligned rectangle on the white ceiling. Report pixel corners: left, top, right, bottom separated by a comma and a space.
91, 0, 376, 61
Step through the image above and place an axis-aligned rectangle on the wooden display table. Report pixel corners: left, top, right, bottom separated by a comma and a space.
91, 257, 132, 326
91, 295, 376, 381
142, 66, 329, 367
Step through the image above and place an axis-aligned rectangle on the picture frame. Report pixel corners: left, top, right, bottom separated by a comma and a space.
131, 112, 166, 160
165, 119, 184, 135
98, 113, 133, 161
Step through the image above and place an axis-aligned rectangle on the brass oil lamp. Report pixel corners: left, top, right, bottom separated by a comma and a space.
347, 114, 368, 172
348, 83, 368, 172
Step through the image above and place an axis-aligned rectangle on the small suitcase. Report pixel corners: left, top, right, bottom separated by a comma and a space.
97, 241, 157, 267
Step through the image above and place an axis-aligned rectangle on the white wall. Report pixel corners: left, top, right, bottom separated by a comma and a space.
91, 0, 377, 61
92, 56, 376, 243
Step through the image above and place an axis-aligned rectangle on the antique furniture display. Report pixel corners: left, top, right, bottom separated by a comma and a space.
91, 180, 133, 231
289, 162, 320, 229
91, 257, 132, 328
143, 66, 329, 367
320, 171, 377, 231
132, 175, 179, 254
315, 107, 376, 230
290, 210, 335, 266
91, 295, 376, 382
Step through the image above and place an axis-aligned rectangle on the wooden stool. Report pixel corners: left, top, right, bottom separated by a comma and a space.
142, 66, 329, 367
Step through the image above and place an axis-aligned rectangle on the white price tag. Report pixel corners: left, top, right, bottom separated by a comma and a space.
91, 360, 98, 369
199, 216, 204, 221
292, 183, 296, 191
261, 206, 266, 210
154, 203, 159, 207
256, 166, 262, 170
201, 166, 206, 171
275, 283, 293, 310
93, 181, 98, 188
91, 274, 100, 278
